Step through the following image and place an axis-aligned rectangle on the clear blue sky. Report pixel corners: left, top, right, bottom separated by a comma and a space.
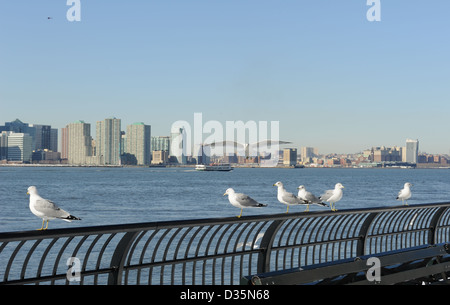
1, 1, 449, 154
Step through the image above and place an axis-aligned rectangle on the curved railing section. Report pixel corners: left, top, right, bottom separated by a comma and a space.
1, 202, 450, 285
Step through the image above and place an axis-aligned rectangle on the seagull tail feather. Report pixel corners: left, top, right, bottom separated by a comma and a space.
63, 215, 81, 221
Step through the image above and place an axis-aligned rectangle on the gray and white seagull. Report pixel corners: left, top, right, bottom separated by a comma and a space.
224, 188, 267, 218
297, 185, 327, 212
27, 186, 81, 230
396, 182, 413, 206
319, 183, 344, 212
273, 181, 308, 213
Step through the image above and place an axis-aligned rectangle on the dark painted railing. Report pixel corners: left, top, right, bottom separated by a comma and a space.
1, 202, 450, 285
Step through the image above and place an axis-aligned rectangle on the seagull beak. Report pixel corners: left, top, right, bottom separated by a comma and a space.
273, 184, 276, 186
223, 193, 227, 196
26, 191, 29, 195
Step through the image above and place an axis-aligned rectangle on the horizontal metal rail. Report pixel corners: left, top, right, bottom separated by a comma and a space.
1, 202, 450, 285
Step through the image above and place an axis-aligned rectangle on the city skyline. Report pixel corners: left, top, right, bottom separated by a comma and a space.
1, 1, 450, 154
0, 117, 447, 157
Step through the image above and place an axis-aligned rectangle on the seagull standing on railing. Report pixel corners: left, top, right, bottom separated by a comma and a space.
273, 181, 307, 213
396, 182, 413, 206
223, 188, 267, 218
27, 186, 81, 230
319, 183, 344, 212
297, 185, 327, 212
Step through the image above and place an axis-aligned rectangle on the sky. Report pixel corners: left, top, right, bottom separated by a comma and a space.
0, 1, 449, 154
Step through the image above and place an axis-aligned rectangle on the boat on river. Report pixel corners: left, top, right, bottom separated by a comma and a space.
195, 163, 233, 171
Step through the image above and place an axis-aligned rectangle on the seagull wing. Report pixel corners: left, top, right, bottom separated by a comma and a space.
33, 198, 71, 219
397, 187, 408, 199
319, 189, 334, 201
235, 193, 267, 207
281, 191, 305, 205
305, 191, 322, 204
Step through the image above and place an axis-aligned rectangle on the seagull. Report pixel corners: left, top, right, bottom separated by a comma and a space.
319, 183, 344, 212
27, 186, 81, 230
396, 182, 412, 206
297, 185, 327, 212
273, 181, 307, 213
223, 188, 267, 218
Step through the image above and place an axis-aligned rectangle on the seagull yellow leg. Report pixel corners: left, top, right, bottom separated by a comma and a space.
37, 219, 45, 230
305, 205, 310, 212
237, 209, 243, 218
44, 220, 49, 230
286, 205, 289, 214
331, 203, 338, 212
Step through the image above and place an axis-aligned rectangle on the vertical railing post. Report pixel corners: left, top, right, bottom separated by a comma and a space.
257, 220, 285, 274
356, 212, 379, 257
428, 207, 448, 245
108, 231, 140, 285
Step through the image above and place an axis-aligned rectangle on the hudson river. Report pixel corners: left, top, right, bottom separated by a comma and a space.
1, 167, 450, 232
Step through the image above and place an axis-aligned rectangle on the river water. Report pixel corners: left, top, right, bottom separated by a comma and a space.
1, 166, 450, 232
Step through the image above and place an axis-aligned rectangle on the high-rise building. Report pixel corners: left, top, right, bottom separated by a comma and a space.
283, 148, 297, 166
0, 131, 7, 160
301, 147, 318, 162
1, 119, 36, 149
61, 127, 69, 159
151, 136, 170, 152
29, 125, 57, 152
67, 120, 93, 165
50, 128, 58, 152
1, 120, 58, 153
406, 139, 419, 164
170, 127, 187, 164
96, 117, 121, 165
126, 122, 151, 165
5, 132, 33, 162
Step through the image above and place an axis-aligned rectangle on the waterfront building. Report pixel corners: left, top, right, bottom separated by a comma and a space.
283, 148, 297, 166
96, 117, 121, 165
6, 132, 33, 162
30, 124, 51, 151
67, 120, 94, 165
50, 128, 58, 152
152, 150, 168, 164
151, 136, 170, 152
61, 127, 69, 159
170, 127, 187, 164
0, 132, 7, 159
194, 144, 210, 165
0, 119, 36, 149
126, 122, 151, 165
301, 147, 318, 163
406, 139, 419, 164
1, 120, 58, 153
32, 149, 61, 163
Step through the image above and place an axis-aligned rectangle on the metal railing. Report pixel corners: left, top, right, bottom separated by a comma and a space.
1, 202, 450, 285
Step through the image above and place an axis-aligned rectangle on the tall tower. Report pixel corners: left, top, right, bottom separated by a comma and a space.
406, 139, 419, 164
126, 122, 151, 165
96, 117, 121, 165
67, 121, 93, 165
6, 132, 33, 162
170, 127, 187, 164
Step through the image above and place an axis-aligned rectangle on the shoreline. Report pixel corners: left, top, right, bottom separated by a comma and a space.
0, 163, 449, 169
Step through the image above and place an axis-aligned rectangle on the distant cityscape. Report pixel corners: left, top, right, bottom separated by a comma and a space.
0, 118, 449, 168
